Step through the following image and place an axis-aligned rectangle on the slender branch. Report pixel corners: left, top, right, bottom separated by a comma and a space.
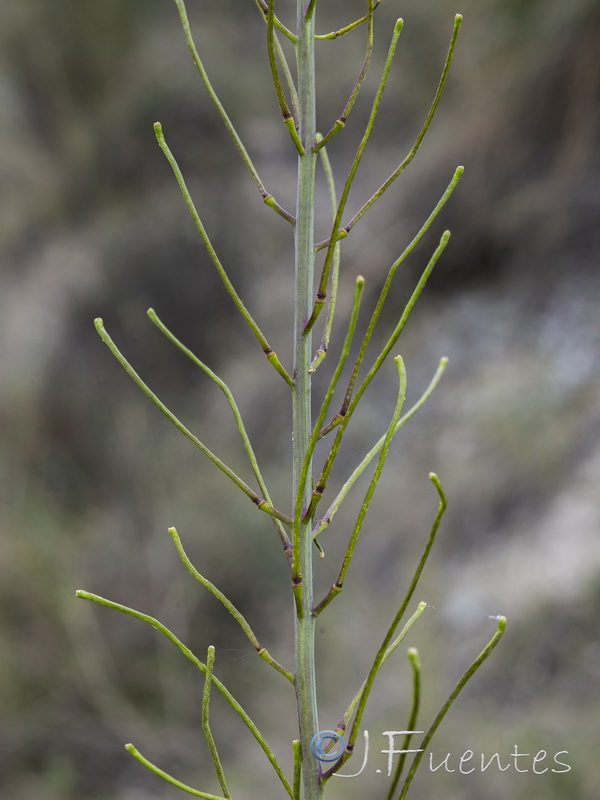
381, 604, 428, 677
154, 123, 294, 388
315, 0, 376, 152
313, 356, 407, 615
169, 528, 294, 683
337, 14, 463, 239
94, 318, 292, 526
169, 527, 294, 683
292, 739, 302, 800
397, 617, 507, 799
296, 276, 365, 550
148, 309, 292, 560
268, 0, 305, 155
318, 168, 462, 440
309, 135, 342, 373
386, 648, 422, 800
202, 646, 231, 799
172, 0, 295, 223
251, 0, 300, 117
76, 590, 294, 799
305, 0, 317, 20
306, 232, 450, 522
125, 743, 227, 799
313, 357, 448, 539
331, 602, 428, 744
304, 18, 404, 334
315, 0, 385, 40
323, 473, 447, 778
276, 30, 300, 120
252, 0, 297, 42
352, 233, 450, 408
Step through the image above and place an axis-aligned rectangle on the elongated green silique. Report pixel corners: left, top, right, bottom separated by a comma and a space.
76, 3, 505, 799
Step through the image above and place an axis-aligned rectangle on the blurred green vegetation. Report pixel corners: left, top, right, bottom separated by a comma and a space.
1, 0, 599, 798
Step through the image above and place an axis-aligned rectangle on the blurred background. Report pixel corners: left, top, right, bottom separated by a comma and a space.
1, 0, 599, 798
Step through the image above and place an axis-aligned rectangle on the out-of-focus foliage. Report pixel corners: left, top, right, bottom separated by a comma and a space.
1, 0, 599, 798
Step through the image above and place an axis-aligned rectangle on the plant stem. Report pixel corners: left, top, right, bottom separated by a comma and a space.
293, 2, 321, 798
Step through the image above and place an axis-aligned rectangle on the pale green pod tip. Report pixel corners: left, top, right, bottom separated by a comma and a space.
153, 121, 163, 135
394, 18, 404, 33
417, 601, 428, 611
356, 275, 365, 286
408, 647, 421, 669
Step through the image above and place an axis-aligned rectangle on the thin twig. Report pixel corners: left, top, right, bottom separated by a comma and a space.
305, 0, 317, 20
309, 134, 341, 373
125, 743, 227, 799
315, 0, 385, 40
336, 15, 463, 241
313, 356, 407, 615
306, 233, 450, 522
333, 602, 428, 739
267, 0, 305, 155
252, 0, 297, 41
397, 617, 507, 798
292, 739, 302, 799
250, 0, 299, 116
76, 591, 294, 799
148, 309, 292, 561
170, 527, 294, 683
385, 648, 422, 800
293, 275, 365, 572
304, 18, 404, 334
154, 123, 294, 388
318, 167, 462, 438
323, 474, 447, 778
94, 318, 292, 527
172, 0, 295, 223
315, 0, 376, 152
202, 646, 231, 798
313, 357, 448, 540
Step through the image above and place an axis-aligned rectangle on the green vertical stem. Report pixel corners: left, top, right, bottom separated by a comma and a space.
293, 1, 321, 799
